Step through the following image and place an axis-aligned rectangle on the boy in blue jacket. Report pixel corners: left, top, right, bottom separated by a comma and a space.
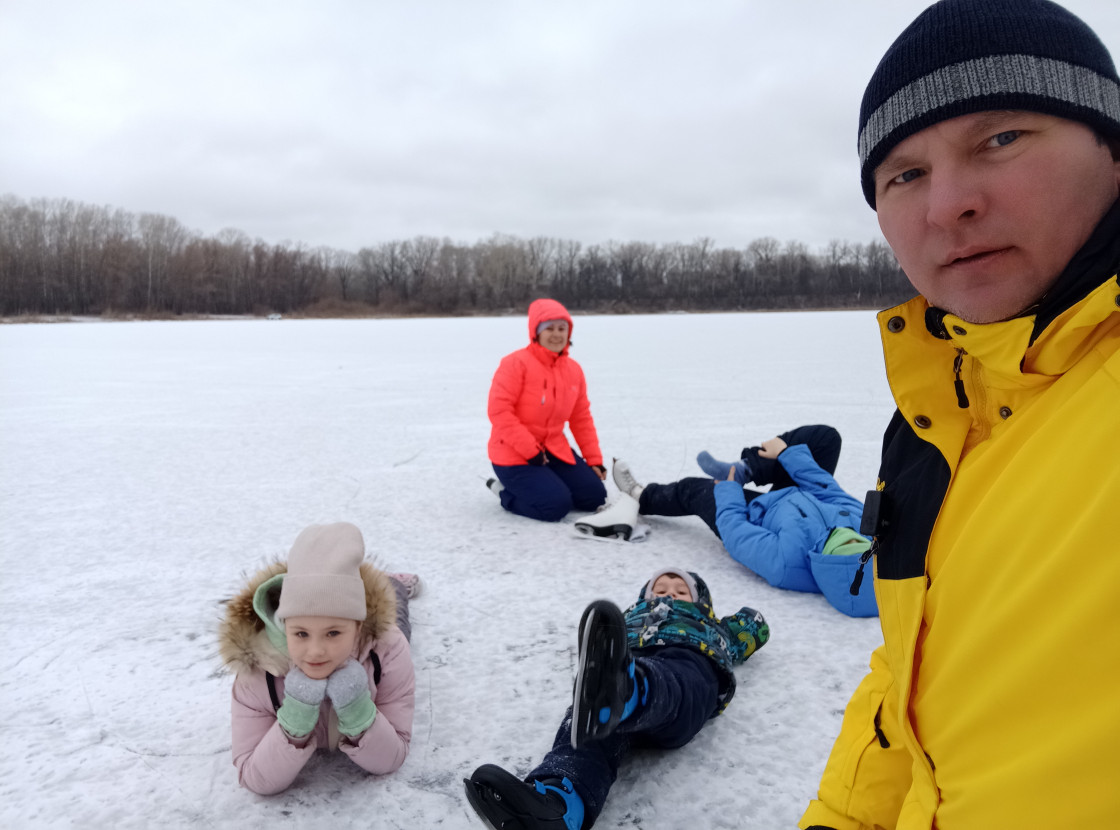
464, 568, 769, 829
614, 425, 876, 617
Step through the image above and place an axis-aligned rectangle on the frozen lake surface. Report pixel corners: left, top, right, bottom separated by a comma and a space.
0, 311, 896, 828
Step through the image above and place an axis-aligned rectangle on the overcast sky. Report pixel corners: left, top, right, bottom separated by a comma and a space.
3, 0, 1119, 254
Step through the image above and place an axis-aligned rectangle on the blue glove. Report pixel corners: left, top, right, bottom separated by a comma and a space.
326, 658, 377, 737
277, 666, 327, 738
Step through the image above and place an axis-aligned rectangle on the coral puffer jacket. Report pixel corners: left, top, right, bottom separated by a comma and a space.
487, 298, 603, 467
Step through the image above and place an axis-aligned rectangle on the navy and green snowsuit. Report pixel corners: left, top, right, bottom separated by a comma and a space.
527, 573, 769, 828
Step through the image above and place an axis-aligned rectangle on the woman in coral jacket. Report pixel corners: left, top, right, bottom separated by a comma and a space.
486, 298, 607, 521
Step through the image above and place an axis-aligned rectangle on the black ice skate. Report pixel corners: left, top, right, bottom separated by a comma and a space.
571, 600, 634, 748
464, 763, 584, 830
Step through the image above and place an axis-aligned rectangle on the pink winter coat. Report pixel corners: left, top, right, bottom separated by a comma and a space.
219, 562, 415, 795
487, 298, 603, 467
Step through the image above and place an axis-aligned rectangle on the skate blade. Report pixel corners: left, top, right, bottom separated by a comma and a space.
571, 604, 598, 747
463, 776, 513, 830
571, 602, 627, 748
574, 522, 632, 541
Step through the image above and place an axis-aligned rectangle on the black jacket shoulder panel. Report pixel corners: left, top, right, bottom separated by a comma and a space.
874, 410, 951, 581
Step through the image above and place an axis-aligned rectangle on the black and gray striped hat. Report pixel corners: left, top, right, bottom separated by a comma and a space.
858, 0, 1120, 208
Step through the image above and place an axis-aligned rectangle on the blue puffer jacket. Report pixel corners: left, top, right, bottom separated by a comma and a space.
624, 572, 770, 714
713, 443, 877, 617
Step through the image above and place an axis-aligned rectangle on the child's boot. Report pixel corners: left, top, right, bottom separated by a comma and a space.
387, 572, 423, 600
464, 763, 584, 830
572, 493, 640, 541
570, 600, 648, 748
696, 450, 752, 484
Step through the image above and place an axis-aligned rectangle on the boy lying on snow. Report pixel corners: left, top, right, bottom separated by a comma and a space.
464, 567, 769, 829
581, 424, 877, 617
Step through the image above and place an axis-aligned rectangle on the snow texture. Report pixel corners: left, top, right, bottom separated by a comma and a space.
0, 311, 894, 829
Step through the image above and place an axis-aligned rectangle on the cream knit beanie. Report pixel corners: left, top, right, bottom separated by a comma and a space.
276, 522, 367, 622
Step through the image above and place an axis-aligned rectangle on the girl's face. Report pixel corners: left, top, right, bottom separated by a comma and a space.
538, 320, 570, 354
284, 615, 361, 679
651, 574, 693, 602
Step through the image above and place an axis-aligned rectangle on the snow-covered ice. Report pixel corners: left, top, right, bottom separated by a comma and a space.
0, 311, 896, 828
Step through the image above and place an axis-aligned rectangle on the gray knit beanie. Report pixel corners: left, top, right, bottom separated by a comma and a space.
276, 522, 367, 622
536, 318, 566, 336
858, 0, 1120, 207
643, 567, 698, 602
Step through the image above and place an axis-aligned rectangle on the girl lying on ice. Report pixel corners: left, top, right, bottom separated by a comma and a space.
219, 521, 420, 794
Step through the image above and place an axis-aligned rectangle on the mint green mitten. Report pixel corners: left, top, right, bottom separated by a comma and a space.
277, 666, 327, 739
326, 659, 377, 737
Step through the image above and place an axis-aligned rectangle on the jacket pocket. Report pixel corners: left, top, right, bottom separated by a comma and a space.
808, 547, 879, 617
812, 659, 909, 829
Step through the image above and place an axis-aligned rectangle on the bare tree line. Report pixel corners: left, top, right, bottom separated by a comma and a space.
0, 195, 915, 317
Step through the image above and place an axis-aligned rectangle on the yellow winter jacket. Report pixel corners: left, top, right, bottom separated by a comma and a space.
801, 215, 1120, 829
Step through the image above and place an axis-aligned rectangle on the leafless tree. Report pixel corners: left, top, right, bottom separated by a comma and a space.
0, 195, 913, 317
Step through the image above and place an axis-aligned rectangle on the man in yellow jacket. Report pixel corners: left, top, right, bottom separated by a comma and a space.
801, 1, 1120, 828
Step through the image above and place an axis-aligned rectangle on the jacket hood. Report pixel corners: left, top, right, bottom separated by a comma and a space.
218, 559, 399, 676
527, 298, 573, 347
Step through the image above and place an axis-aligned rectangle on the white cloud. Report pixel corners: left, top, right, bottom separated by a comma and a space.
3, 0, 1118, 252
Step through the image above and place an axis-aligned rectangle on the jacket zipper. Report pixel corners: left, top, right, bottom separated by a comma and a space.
873, 702, 890, 748
953, 349, 970, 408
849, 538, 877, 596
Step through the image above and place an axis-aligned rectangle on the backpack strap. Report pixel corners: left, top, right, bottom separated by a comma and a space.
265, 651, 381, 713
266, 673, 281, 712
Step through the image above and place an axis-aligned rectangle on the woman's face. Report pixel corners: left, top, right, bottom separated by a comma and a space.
538, 320, 570, 353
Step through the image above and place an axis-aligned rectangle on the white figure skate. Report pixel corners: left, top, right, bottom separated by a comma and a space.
573, 493, 642, 541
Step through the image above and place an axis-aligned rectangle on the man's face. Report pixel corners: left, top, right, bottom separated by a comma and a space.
873, 111, 1120, 324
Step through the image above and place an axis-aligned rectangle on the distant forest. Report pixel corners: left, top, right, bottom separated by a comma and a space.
0, 194, 915, 317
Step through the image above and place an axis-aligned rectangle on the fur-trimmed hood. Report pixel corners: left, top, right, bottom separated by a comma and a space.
219, 560, 399, 677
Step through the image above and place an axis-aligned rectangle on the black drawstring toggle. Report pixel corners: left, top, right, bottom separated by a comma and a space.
953, 350, 969, 409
